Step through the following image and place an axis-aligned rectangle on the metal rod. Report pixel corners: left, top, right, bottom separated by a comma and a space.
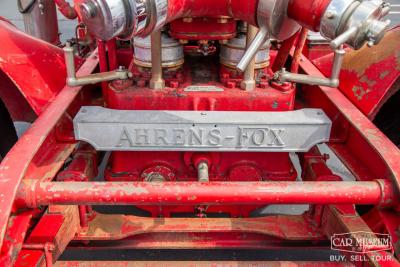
64, 43, 76, 80
149, 29, 165, 90
240, 25, 258, 91
237, 27, 268, 72
290, 28, 308, 73
16, 180, 396, 208
330, 26, 358, 49
271, 30, 300, 72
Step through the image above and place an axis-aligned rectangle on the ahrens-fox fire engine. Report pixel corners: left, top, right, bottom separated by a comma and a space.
0, 0, 399, 265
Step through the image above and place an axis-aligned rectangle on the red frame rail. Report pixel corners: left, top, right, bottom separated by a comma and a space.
16, 180, 397, 207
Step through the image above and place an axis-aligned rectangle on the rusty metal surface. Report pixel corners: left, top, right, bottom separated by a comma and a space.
76, 213, 324, 241
15, 180, 397, 208
0, 19, 80, 115
0, 49, 98, 255
298, 50, 400, 192
15, 205, 81, 266
313, 26, 400, 119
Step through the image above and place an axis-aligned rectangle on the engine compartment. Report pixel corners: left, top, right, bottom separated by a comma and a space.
102, 36, 297, 216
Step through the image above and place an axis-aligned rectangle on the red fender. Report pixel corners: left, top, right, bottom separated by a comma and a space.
313, 26, 400, 119
0, 18, 71, 117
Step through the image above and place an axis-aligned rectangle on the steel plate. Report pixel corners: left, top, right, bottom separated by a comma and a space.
73, 107, 332, 152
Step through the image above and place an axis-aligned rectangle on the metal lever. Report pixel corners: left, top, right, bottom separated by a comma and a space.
64, 43, 132, 87
276, 46, 345, 88
237, 27, 269, 72
275, 25, 361, 88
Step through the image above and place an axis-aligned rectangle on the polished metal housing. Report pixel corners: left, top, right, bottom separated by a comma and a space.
220, 34, 270, 69
133, 33, 184, 68
74, 107, 332, 152
320, 0, 358, 41
79, 0, 137, 40
79, 0, 168, 40
257, 0, 301, 40
236, 0, 300, 71
320, 0, 391, 49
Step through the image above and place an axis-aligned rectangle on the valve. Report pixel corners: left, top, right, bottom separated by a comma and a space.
273, 0, 391, 88
320, 0, 391, 49
238, 0, 390, 72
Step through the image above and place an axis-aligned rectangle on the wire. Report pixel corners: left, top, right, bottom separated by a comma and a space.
17, 0, 37, 14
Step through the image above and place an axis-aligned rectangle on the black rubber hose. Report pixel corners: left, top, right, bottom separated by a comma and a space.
18, 0, 37, 14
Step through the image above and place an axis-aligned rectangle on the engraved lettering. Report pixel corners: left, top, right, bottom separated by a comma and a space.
208, 128, 222, 146
154, 128, 169, 145
135, 128, 150, 145
238, 127, 249, 146
117, 126, 134, 147
252, 129, 266, 146
173, 129, 186, 145
189, 128, 204, 145
269, 129, 285, 146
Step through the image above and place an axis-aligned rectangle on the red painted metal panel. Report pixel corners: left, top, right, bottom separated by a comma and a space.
0, 19, 81, 115
0, 49, 98, 255
313, 26, 400, 119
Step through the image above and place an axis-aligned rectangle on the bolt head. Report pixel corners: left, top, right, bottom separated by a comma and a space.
240, 80, 256, 91
325, 11, 336, 19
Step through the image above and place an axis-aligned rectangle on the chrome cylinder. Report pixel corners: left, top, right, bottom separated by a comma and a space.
320, 0, 391, 49
133, 33, 184, 69
220, 34, 270, 70
79, 0, 168, 41
20, 0, 60, 44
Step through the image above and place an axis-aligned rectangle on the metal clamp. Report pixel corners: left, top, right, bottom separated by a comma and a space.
64, 43, 132, 87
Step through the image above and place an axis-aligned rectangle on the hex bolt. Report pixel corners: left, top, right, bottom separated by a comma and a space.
197, 161, 209, 183
146, 173, 166, 182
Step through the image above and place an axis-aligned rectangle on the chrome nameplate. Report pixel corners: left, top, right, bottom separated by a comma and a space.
74, 107, 331, 152
184, 85, 224, 92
